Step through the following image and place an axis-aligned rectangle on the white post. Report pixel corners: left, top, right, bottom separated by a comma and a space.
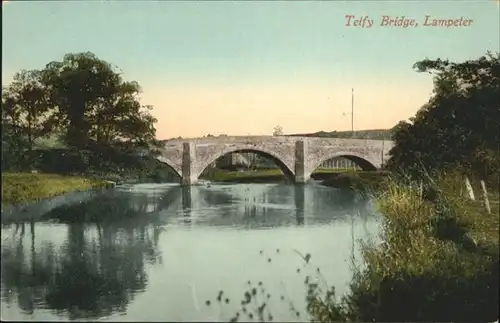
480, 180, 491, 214
464, 176, 475, 201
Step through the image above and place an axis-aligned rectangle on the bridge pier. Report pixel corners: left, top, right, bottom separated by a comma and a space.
294, 140, 307, 183
181, 142, 198, 185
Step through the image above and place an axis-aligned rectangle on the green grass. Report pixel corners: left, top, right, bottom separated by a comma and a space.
1, 172, 111, 205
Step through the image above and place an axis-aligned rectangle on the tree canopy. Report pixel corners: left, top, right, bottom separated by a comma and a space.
2, 52, 162, 174
386, 52, 500, 179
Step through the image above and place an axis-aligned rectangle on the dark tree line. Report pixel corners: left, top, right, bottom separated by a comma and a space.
386, 52, 500, 182
2, 52, 172, 180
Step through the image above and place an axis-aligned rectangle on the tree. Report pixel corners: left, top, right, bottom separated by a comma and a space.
2, 70, 53, 170
41, 52, 159, 152
386, 52, 500, 179
273, 125, 283, 136
1, 52, 163, 175
2, 70, 51, 153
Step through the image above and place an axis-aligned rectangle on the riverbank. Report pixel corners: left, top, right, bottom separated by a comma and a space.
1, 172, 112, 205
319, 171, 390, 192
307, 174, 499, 322
200, 168, 374, 183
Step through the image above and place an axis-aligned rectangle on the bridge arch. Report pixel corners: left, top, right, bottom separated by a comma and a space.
306, 151, 377, 180
156, 155, 182, 181
195, 147, 295, 181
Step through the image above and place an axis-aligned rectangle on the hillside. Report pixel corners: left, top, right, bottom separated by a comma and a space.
287, 129, 392, 140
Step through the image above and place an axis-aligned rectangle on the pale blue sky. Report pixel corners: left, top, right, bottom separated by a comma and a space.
3, 0, 499, 139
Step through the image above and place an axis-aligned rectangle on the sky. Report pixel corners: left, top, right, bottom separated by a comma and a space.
2, 0, 499, 140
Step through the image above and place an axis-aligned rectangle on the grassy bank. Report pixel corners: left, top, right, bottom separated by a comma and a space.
1, 172, 111, 205
307, 173, 499, 322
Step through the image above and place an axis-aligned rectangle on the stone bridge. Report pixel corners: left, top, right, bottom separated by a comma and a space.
158, 136, 393, 185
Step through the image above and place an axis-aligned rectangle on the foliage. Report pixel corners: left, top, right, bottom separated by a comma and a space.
2, 70, 51, 150
2, 70, 52, 169
1, 172, 110, 205
306, 174, 499, 322
2, 130, 31, 171
21, 148, 177, 184
273, 125, 284, 136
386, 52, 500, 180
40, 52, 160, 150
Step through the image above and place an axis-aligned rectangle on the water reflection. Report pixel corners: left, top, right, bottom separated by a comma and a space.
295, 185, 305, 225
2, 189, 165, 320
1, 183, 378, 321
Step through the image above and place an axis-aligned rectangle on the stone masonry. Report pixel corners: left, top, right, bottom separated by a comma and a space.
157, 136, 394, 185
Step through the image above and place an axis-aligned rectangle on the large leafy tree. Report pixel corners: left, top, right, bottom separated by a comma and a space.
2, 52, 162, 175
41, 52, 160, 152
386, 52, 500, 179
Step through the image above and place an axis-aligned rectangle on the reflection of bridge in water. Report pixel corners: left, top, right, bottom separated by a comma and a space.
124, 183, 374, 227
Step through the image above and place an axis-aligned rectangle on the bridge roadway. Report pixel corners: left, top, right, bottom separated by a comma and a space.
158, 136, 393, 185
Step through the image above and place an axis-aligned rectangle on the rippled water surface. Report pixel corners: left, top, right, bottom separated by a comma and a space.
1, 183, 381, 321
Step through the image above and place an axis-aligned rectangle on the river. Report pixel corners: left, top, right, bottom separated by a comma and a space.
1, 182, 381, 322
